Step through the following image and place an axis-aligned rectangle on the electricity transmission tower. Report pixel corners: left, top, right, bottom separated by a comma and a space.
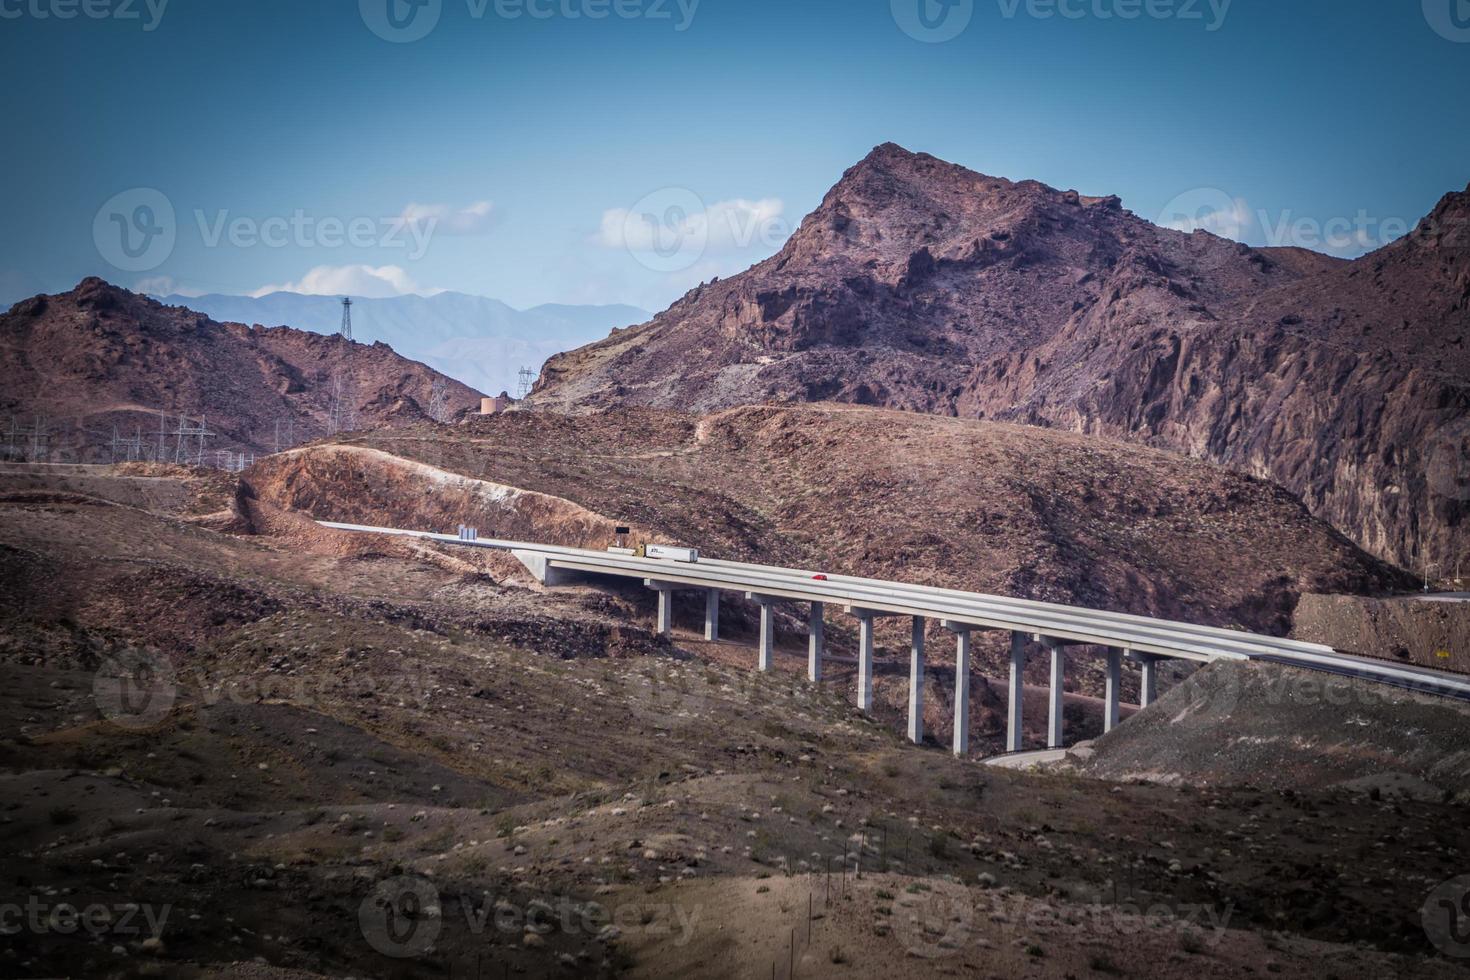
517, 367, 535, 401
110, 425, 144, 463
328, 373, 355, 435
273, 418, 295, 453
427, 378, 450, 423
28, 415, 48, 462
340, 297, 353, 341
172, 415, 213, 466
1, 418, 20, 461
215, 450, 256, 473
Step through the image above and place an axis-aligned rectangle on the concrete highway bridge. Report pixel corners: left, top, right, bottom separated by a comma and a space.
322, 522, 1470, 756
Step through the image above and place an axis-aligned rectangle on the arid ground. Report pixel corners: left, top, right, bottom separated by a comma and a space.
2, 459, 1467, 978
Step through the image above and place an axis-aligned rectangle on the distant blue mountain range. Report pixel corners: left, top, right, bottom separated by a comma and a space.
154, 291, 649, 396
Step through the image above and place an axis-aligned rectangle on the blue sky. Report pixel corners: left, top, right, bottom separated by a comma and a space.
1, 0, 1467, 312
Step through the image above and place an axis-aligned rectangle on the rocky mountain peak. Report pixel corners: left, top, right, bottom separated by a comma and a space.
532, 146, 1470, 575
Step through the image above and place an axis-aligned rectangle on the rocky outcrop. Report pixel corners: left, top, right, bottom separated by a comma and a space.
532, 144, 1470, 574
0, 278, 484, 459
274, 406, 1412, 665
245, 444, 626, 551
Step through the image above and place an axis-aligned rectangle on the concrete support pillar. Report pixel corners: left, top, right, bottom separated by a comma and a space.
1007, 631, 1026, 753
945, 623, 972, 757
758, 602, 774, 673
704, 589, 720, 642
1047, 642, 1066, 750
1140, 655, 1159, 708
1104, 647, 1122, 734
654, 588, 673, 637
857, 613, 875, 713
907, 616, 926, 744
808, 602, 824, 683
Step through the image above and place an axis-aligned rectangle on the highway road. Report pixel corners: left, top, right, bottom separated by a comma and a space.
319, 520, 1470, 706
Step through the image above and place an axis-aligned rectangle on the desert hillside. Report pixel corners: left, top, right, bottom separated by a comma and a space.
244, 404, 1411, 654
0, 279, 484, 460
531, 144, 1470, 575
0, 462, 1465, 978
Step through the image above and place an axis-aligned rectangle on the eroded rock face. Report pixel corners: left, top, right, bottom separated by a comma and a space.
0, 278, 484, 458
246, 444, 623, 551
1292, 593, 1470, 673
268, 404, 1412, 648
532, 144, 1470, 572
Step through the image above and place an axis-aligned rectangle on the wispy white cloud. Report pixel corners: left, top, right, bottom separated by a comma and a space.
250, 264, 441, 299
399, 200, 498, 237
1160, 196, 1253, 239
598, 197, 788, 253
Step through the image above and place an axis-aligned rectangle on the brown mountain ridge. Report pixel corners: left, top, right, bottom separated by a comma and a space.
0, 278, 484, 459
532, 144, 1470, 574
